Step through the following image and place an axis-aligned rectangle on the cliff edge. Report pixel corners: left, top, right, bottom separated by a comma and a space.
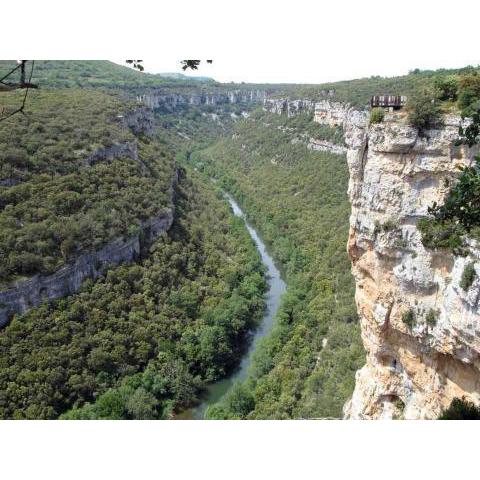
339, 110, 480, 419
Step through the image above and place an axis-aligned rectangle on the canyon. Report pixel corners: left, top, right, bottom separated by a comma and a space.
136, 89, 267, 112
2, 79, 479, 418
0, 90, 268, 328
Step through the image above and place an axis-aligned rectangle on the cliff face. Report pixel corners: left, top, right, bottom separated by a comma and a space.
137, 89, 267, 112
263, 98, 349, 155
264, 96, 480, 418
0, 103, 176, 328
339, 112, 480, 419
0, 203, 175, 329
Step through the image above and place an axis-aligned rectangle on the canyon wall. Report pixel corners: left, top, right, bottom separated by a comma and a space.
137, 89, 267, 112
341, 113, 480, 419
263, 98, 349, 155
0, 107, 175, 328
265, 96, 480, 418
0, 203, 174, 329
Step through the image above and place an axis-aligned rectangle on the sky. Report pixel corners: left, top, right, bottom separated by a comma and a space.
114, 0, 479, 84
8, 0, 480, 85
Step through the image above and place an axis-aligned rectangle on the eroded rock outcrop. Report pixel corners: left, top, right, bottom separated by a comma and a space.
137, 89, 267, 112
338, 113, 480, 419
0, 168, 179, 328
266, 95, 480, 418
0, 210, 174, 328
263, 98, 316, 117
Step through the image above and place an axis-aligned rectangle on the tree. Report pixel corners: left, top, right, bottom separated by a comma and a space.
0, 61, 38, 92
126, 387, 159, 419
434, 75, 458, 101
457, 73, 480, 116
369, 108, 385, 124
126, 60, 213, 72
428, 157, 480, 231
439, 397, 480, 419
407, 93, 442, 132
125, 60, 144, 71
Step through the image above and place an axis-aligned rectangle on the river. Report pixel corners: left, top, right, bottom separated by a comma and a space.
177, 193, 287, 419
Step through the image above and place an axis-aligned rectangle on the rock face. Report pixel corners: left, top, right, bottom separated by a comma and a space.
0, 209, 174, 328
122, 107, 156, 136
263, 98, 316, 117
307, 139, 347, 155
0, 103, 171, 328
84, 142, 138, 167
265, 95, 480, 418
137, 89, 267, 112
337, 111, 480, 419
263, 98, 350, 156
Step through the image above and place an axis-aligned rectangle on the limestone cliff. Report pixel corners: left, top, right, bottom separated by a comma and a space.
137, 89, 267, 112
339, 112, 480, 419
0, 103, 174, 328
0, 194, 175, 329
264, 95, 480, 419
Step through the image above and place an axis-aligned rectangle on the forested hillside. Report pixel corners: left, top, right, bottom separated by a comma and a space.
267, 65, 479, 107
0, 170, 266, 419
0, 89, 175, 285
4, 59, 476, 420
0, 60, 203, 90
0, 61, 270, 419
188, 110, 364, 418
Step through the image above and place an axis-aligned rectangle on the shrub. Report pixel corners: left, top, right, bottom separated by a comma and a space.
425, 309, 438, 328
401, 309, 415, 329
407, 93, 442, 132
460, 262, 476, 291
428, 157, 480, 231
420, 156, 480, 253
434, 76, 459, 101
438, 397, 480, 420
370, 108, 385, 124
417, 218, 466, 252
373, 218, 398, 236
458, 74, 480, 116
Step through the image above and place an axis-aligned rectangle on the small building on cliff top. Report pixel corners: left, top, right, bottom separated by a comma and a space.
371, 95, 407, 110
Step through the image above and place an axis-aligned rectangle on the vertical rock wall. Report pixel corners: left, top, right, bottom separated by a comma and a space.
340, 113, 480, 419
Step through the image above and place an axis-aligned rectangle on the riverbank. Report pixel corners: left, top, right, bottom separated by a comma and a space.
177, 193, 287, 419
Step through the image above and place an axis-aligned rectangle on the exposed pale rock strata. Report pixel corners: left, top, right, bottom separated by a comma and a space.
0, 169, 179, 328
0, 210, 174, 328
263, 98, 349, 156
339, 113, 480, 419
137, 90, 266, 112
265, 95, 480, 418
263, 98, 315, 117
84, 141, 138, 167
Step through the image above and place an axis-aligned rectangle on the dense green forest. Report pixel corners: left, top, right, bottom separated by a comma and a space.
0, 170, 266, 419
187, 110, 364, 418
0, 89, 175, 285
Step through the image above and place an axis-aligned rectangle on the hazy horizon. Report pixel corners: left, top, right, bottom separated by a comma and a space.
114, 58, 480, 85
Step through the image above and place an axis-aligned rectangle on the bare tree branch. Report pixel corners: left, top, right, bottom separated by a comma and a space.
0, 61, 36, 123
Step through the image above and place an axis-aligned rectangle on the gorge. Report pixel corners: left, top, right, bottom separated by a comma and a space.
1, 60, 479, 419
